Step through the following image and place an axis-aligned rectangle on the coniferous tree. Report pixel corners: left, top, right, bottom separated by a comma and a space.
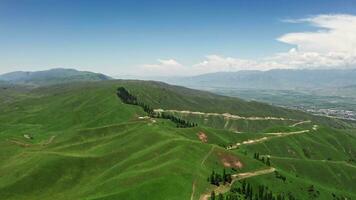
210, 171, 215, 185
266, 157, 271, 166
242, 180, 246, 194
223, 169, 226, 184
211, 191, 216, 200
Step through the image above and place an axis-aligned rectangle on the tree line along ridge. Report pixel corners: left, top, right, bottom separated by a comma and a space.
116, 87, 197, 128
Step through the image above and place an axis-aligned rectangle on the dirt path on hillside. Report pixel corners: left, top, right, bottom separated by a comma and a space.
190, 180, 196, 200
199, 167, 275, 200
201, 146, 215, 167
264, 130, 310, 136
227, 128, 316, 150
268, 155, 356, 169
42, 136, 56, 146
8, 135, 56, 148
154, 109, 299, 121
190, 146, 216, 200
290, 120, 311, 127
7, 139, 31, 147
232, 167, 276, 179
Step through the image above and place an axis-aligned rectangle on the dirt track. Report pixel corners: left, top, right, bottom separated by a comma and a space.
201, 146, 215, 167
42, 136, 56, 146
227, 128, 317, 150
199, 167, 275, 200
154, 109, 298, 121
7, 139, 31, 147
190, 180, 196, 200
290, 120, 311, 127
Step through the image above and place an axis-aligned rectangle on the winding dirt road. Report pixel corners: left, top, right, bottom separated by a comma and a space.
199, 167, 276, 200
154, 109, 298, 121
227, 127, 317, 150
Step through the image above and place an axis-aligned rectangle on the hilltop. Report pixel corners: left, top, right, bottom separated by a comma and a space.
0, 68, 111, 86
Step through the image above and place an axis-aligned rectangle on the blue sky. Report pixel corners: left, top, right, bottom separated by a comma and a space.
0, 0, 356, 76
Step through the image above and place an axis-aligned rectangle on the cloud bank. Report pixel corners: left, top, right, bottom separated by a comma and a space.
139, 14, 356, 76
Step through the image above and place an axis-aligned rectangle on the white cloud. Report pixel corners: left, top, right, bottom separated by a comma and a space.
138, 59, 188, 76
192, 55, 280, 73
278, 14, 356, 53
272, 14, 356, 69
138, 14, 356, 76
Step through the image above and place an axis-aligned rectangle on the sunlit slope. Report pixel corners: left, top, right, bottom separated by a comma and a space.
239, 127, 356, 161
0, 120, 265, 200
0, 82, 144, 135
0, 81, 267, 200
115, 80, 351, 131
231, 126, 356, 199
117, 80, 309, 118
0, 80, 355, 200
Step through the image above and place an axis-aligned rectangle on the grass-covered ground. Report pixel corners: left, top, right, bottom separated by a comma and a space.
0, 80, 355, 200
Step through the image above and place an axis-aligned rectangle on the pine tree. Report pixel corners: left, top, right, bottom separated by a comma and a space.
223, 169, 226, 184
246, 183, 250, 197
242, 180, 246, 194
211, 191, 216, 200
210, 171, 215, 185
266, 157, 271, 166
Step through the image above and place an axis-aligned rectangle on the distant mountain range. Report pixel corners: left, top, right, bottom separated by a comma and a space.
3, 68, 356, 90
164, 69, 356, 90
0, 68, 111, 86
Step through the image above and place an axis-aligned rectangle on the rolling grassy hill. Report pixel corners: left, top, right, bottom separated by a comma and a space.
0, 80, 355, 200
0, 68, 111, 86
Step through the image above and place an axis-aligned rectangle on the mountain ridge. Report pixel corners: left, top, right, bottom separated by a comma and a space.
0, 68, 112, 86
165, 68, 356, 90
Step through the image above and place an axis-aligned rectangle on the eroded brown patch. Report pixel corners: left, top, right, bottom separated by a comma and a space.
218, 152, 243, 169
197, 132, 208, 143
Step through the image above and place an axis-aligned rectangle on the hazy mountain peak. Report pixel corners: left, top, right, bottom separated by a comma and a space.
0, 68, 112, 86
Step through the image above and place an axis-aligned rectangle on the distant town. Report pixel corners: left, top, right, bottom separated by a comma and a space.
289, 106, 356, 121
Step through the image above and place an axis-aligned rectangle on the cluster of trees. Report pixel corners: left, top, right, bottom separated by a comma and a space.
307, 185, 320, 199
208, 169, 232, 186
210, 191, 224, 200
274, 171, 286, 182
117, 87, 138, 105
302, 148, 311, 158
117, 87, 197, 128
224, 180, 297, 200
159, 112, 197, 128
253, 153, 271, 166
332, 193, 350, 200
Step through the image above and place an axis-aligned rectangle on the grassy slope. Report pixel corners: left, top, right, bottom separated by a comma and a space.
0, 81, 266, 200
0, 80, 355, 200
116, 80, 352, 130
233, 127, 356, 199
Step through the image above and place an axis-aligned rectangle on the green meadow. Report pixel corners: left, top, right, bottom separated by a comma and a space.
0, 80, 355, 200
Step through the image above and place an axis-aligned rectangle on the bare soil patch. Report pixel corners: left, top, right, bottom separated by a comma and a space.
197, 132, 208, 143
218, 152, 243, 168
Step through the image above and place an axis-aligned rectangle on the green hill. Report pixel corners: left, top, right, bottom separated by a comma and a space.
0, 68, 111, 86
0, 80, 355, 200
